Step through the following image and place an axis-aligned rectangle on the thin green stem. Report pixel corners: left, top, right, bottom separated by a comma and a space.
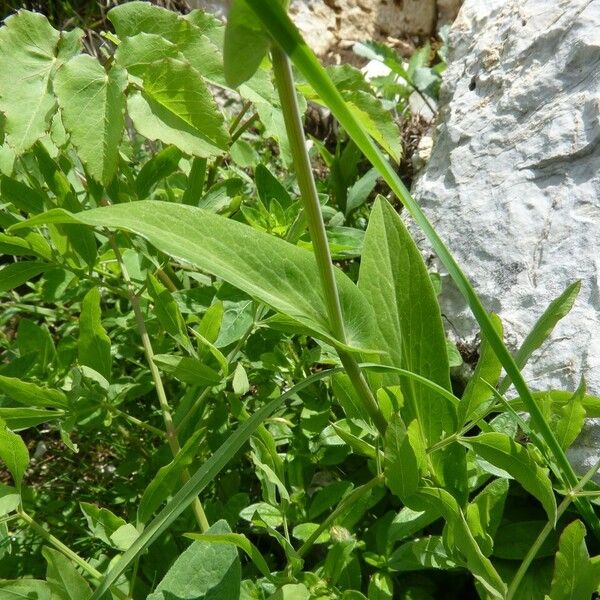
507, 457, 600, 600
108, 234, 209, 533
297, 475, 383, 559
271, 45, 387, 436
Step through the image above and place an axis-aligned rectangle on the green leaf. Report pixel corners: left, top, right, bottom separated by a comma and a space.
0, 375, 68, 408
127, 58, 228, 157
232, 363, 250, 396
384, 413, 420, 502
138, 428, 203, 524
78, 287, 112, 381
0, 231, 52, 260
146, 273, 187, 340
80, 502, 136, 551
555, 378, 586, 451
136, 145, 183, 199
0, 421, 29, 492
499, 281, 581, 394
368, 573, 394, 600
147, 520, 240, 600
388, 536, 456, 572
90, 368, 344, 599
465, 478, 509, 556
224, 0, 271, 88
462, 432, 557, 524
458, 314, 503, 427
17, 318, 56, 374
184, 531, 273, 580
0, 407, 63, 431
54, 56, 127, 185
153, 354, 221, 387
0, 261, 55, 293
43, 547, 92, 600
346, 168, 379, 215
0, 175, 46, 214
13, 201, 376, 350
548, 520, 595, 600
0, 484, 20, 517
0, 580, 53, 599
0, 12, 65, 153
358, 197, 463, 494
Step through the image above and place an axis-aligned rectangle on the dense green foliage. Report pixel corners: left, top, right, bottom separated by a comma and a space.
0, 2, 599, 599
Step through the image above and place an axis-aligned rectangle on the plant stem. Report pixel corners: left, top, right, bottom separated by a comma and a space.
507, 457, 600, 600
271, 45, 387, 436
297, 474, 383, 559
108, 234, 209, 533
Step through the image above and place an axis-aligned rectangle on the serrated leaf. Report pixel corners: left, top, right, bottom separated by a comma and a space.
54, 57, 127, 185
78, 287, 112, 381
548, 520, 595, 600
127, 58, 228, 157
0, 421, 28, 492
43, 547, 92, 600
463, 432, 557, 524
0, 12, 60, 153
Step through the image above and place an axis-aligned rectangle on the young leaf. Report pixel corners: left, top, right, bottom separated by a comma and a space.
555, 378, 586, 450
462, 432, 557, 524
13, 202, 376, 351
153, 354, 221, 387
384, 413, 420, 502
54, 56, 127, 186
43, 547, 92, 600
0, 421, 28, 492
223, 0, 271, 88
547, 520, 595, 600
136, 146, 183, 199
458, 314, 503, 427
138, 428, 203, 524
499, 281, 581, 394
127, 58, 228, 157
147, 520, 240, 600
232, 363, 250, 396
80, 502, 137, 551
146, 273, 187, 340
388, 536, 456, 572
0, 375, 68, 408
78, 287, 112, 382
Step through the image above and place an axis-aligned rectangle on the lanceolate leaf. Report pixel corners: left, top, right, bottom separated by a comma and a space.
555, 378, 586, 451
0, 421, 29, 492
462, 432, 557, 524
54, 56, 127, 186
127, 58, 228, 158
78, 287, 112, 382
384, 413, 420, 502
0, 375, 68, 409
0, 12, 74, 154
13, 202, 376, 350
0, 261, 55, 293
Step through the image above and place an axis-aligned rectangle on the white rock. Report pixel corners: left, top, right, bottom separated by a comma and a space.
412, 0, 600, 399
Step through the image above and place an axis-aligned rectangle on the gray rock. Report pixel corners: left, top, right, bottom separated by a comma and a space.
412, 0, 600, 477
413, 0, 600, 395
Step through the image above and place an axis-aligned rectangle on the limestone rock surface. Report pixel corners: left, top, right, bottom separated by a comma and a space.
412, 0, 600, 397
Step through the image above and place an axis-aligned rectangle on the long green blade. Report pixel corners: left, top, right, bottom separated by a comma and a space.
243, 0, 600, 539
